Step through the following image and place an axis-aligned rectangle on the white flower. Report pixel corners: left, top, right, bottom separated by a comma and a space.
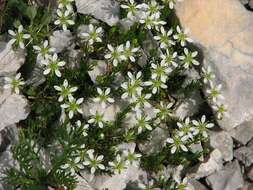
175, 177, 193, 190
138, 179, 155, 189
201, 66, 215, 84
140, 13, 166, 30
120, 0, 142, 19
123, 149, 142, 167
212, 103, 227, 120
154, 101, 173, 120
143, 79, 167, 94
42, 53, 66, 77
167, 135, 188, 154
88, 109, 106, 128
173, 26, 193, 46
60, 156, 83, 175
58, 0, 74, 10
80, 24, 103, 45
135, 112, 152, 134
104, 44, 126, 67
177, 117, 195, 140
33, 40, 55, 59
54, 9, 75, 31
179, 48, 199, 69
93, 87, 115, 108
206, 82, 224, 103
76, 120, 89, 137
160, 49, 178, 68
151, 61, 172, 83
83, 149, 105, 174
162, 0, 183, 9
123, 41, 139, 62
131, 91, 152, 112
154, 26, 174, 49
109, 154, 127, 174
54, 79, 78, 102
121, 71, 143, 99
8, 25, 31, 49
192, 115, 214, 138
140, 1, 163, 17
61, 96, 84, 119
4, 73, 25, 94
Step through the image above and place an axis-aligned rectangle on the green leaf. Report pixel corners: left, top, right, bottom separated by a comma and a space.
25, 6, 37, 21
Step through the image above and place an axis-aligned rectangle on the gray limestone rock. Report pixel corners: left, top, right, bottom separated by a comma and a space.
75, 0, 120, 26
206, 160, 244, 190
209, 131, 233, 161
50, 30, 73, 53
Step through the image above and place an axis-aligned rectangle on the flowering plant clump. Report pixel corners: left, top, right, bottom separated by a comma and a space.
1, 0, 226, 189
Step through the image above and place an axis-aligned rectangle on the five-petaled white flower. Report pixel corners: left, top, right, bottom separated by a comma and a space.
81, 24, 103, 45
175, 177, 192, 190
54, 9, 75, 31
60, 156, 82, 175
83, 149, 105, 174
4, 73, 25, 94
120, 0, 142, 19
8, 25, 31, 49
173, 26, 193, 47
154, 101, 173, 120
121, 71, 143, 99
123, 41, 139, 62
154, 26, 174, 49
42, 53, 66, 77
179, 48, 199, 69
123, 149, 142, 167
206, 82, 224, 103
54, 79, 78, 102
131, 91, 152, 112
192, 115, 214, 138
151, 61, 172, 83
177, 117, 195, 140
212, 103, 227, 120
201, 66, 215, 84
160, 49, 178, 68
135, 112, 152, 134
109, 154, 127, 174
166, 135, 188, 154
88, 109, 106, 128
93, 87, 115, 108
61, 96, 84, 119
33, 40, 55, 59
104, 44, 126, 67
141, 0, 164, 17
144, 79, 167, 94
140, 13, 166, 30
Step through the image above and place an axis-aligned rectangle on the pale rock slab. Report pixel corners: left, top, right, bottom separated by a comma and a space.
188, 149, 223, 179
206, 160, 244, 190
81, 164, 147, 190
175, 0, 253, 131
0, 90, 29, 131
50, 30, 73, 53
138, 126, 169, 155
88, 60, 108, 83
234, 142, 253, 167
0, 41, 25, 76
75, 0, 120, 26
209, 131, 233, 161
229, 121, 253, 145
76, 175, 94, 190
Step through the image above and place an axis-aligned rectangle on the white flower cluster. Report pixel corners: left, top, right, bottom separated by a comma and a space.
105, 41, 139, 67
202, 66, 227, 119
54, 0, 75, 31
166, 115, 214, 154
121, 0, 166, 29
